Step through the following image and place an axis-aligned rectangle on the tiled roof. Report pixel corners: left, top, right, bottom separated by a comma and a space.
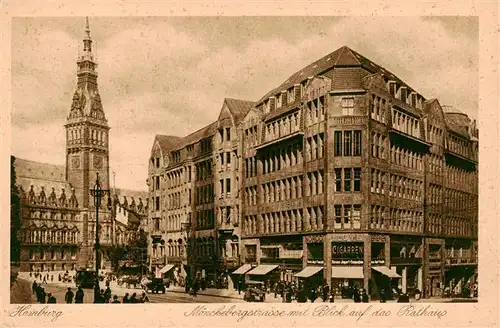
224, 98, 256, 124
257, 45, 419, 105
172, 121, 218, 151
155, 135, 182, 152
14, 157, 66, 182
13, 158, 72, 195
444, 113, 470, 138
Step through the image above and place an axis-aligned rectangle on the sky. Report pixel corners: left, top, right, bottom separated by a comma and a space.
11, 16, 478, 191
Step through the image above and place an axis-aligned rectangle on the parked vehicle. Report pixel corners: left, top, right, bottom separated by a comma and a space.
144, 278, 166, 294
243, 281, 266, 302
76, 269, 96, 289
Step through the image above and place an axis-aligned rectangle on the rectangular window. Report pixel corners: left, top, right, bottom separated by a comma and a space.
344, 168, 352, 192
343, 131, 352, 156
226, 152, 231, 164
155, 197, 160, 211
220, 179, 224, 196
226, 178, 231, 195
353, 131, 362, 156
334, 131, 342, 156
334, 205, 342, 227
342, 97, 355, 115
354, 168, 361, 192
335, 169, 342, 192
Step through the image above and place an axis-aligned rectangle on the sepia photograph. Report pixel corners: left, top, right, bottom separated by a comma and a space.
8, 15, 481, 307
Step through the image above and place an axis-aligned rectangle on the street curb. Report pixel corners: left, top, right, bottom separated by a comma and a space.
167, 289, 243, 300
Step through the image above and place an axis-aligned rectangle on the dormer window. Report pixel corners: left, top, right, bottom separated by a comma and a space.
288, 87, 296, 103
276, 93, 282, 109
263, 100, 270, 114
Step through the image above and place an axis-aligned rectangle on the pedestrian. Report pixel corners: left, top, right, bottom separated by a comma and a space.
322, 280, 330, 302
130, 293, 138, 303
75, 286, 84, 304
65, 287, 74, 304
47, 293, 57, 304
58, 274, 61, 282
361, 289, 369, 303
32, 281, 37, 295
122, 293, 130, 303
104, 286, 112, 303
38, 287, 47, 304
111, 295, 120, 303
237, 279, 242, 295
353, 289, 361, 303
29, 272, 32, 278
140, 292, 149, 303
51, 275, 54, 282
379, 289, 387, 303
329, 291, 335, 303
43, 275, 47, 284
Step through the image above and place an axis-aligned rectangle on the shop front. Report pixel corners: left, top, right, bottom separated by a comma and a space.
294, 266, 323, 290
330, 241, 365, 298
245, 264, 280, 289
390, 236, 423, 296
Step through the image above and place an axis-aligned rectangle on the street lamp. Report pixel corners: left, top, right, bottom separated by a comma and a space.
89, 172, 111, 303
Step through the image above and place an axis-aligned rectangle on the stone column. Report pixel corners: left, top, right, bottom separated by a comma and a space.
302, 237, 308, 268
363, 234, 372, 291
324, 234, 332, 287
402, 267, 408, 293
418, 266, 423, 292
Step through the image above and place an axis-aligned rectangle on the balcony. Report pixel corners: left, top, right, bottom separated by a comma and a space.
444, 150, 477, 171
389, 129, 431, 154
255, 131, 304, 152
444, 256, 477, 266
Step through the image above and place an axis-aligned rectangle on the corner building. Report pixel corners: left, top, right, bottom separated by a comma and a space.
239, 46, 478, 299
147, 99, 254, 284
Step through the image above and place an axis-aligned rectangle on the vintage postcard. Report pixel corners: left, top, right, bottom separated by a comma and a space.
1, 1, 498, 327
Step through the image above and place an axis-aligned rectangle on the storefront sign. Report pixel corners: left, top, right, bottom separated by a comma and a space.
332, 242, 364, 259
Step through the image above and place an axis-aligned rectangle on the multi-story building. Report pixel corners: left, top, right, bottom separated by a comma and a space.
237, 46, 478, 299
12, 18, 148, 272
147, 99, 254, 284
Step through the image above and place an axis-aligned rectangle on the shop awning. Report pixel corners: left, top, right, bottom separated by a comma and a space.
331, 266, 364, 279
372, 266, 401, 278
159, 264, 175, 274
247, 264, 279, 275
294, 266, 323, 278
232, 264, 253, 275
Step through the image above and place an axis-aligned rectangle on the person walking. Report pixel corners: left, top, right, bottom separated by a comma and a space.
47, 293, 57, 304
140, 292, 149, 303
361, 289, 369, 303
322, 281, 330, 302
379, 289, 387, 303
75, 287, 84, 304
122, 293, 130, 303
129, 293, 138, 303
104, 286, 112, 303
65, 287, 74, 304
111, 295, 120, 303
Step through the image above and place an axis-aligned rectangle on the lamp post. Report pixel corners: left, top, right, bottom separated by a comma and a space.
90, 172, 111, 303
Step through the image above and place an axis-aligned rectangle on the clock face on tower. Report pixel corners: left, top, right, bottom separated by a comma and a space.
93, 155, 103, 169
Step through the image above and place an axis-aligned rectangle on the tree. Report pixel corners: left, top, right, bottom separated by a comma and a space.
108, 228, 148, 274
126, 229, 148, 265
11, 156, 21, 265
